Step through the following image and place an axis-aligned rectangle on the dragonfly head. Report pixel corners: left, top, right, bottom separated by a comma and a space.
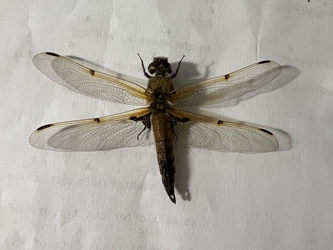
148, 57, 172, 77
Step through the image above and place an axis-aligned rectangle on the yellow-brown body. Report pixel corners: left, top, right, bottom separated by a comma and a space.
152, 112, 175, 202
147, 74, 177, 203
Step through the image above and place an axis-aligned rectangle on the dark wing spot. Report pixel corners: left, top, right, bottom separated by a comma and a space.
181, 117, 190, 122
258, 60, 271, 64
129, 114, 152, 128
129, 116, 138, 121
89, 69, 95, 75
259, 128, 273, 135
225, 74, 230, 80
217, 120, 223, 124
45, 52, 59, 57
37, 124, 53, 131
94, 118, 100, 123
170, 114, 190, 126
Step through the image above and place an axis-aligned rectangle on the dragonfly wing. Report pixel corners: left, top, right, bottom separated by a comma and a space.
170, 61, 281, 106
29, 108, 152, 151
33, 52, 151, 106
169, 108, 278, 153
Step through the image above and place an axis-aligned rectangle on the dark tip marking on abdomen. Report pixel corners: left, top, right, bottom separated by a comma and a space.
89, 69, 95, 76
258, 60, 271, 64
217, 120, 223, 124
225, 74, 230, 80
45, 52, 59, 57
259, 128, 273, 135
94, 118, 100, 123
37, 124, 53, 131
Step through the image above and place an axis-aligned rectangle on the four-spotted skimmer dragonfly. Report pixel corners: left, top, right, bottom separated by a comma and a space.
30, 52, 281, 203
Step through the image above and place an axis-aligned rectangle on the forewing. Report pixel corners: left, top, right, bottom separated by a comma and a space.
29, 108, 152, 151
170, 61, 281, 106
169, 109, 278, 153
33, 52, 151, 106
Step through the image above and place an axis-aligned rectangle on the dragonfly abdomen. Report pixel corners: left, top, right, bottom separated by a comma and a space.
152, 112, 176, 203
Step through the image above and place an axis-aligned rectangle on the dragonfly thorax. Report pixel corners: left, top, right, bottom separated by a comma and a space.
150, 91, 171, 111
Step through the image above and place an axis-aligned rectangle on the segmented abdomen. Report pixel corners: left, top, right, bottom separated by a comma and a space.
152, 112, 176, 203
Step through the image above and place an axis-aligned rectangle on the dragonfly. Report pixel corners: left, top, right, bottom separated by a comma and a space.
30, 52, 281, 204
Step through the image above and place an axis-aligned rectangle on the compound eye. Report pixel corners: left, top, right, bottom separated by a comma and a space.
148, 66, 156, 74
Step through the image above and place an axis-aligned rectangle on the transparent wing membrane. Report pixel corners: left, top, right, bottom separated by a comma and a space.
33, 52, 151, 106
29, 108, 152, 151
170, 108, 278, 153
170, 61, 281, 106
